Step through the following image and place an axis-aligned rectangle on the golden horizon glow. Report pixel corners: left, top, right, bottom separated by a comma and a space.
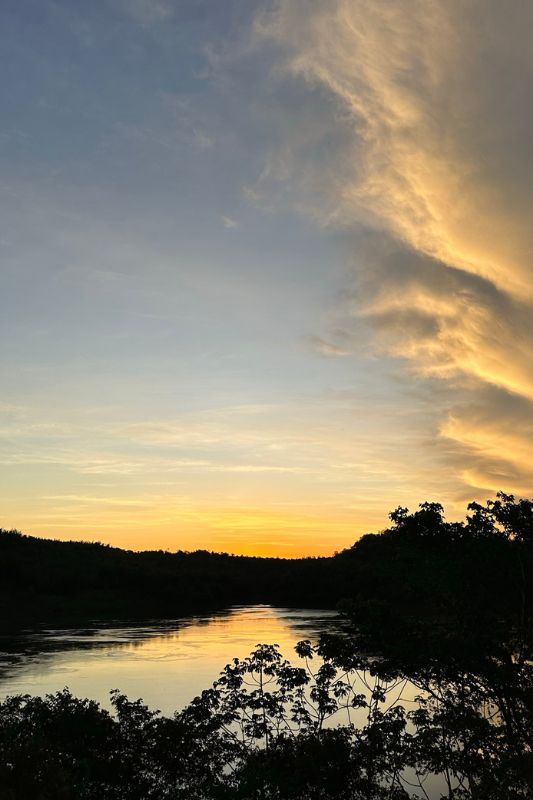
4, 499, 389, 557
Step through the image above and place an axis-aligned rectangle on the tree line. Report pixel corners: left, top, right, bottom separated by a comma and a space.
1, 493, 533, 798
1, 492, 532, 631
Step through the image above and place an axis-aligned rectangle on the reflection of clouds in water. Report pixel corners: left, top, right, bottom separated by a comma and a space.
0, 616, 209, 680
3, 604, 442, 795
0, 606, 342, 714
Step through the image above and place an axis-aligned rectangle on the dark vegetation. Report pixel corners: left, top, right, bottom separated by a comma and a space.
0, 530, 335, 627
1, 493, 533, 798
2, 492, 532, 629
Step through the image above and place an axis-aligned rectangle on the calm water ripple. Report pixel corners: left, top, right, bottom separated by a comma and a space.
0, 605, 340, 714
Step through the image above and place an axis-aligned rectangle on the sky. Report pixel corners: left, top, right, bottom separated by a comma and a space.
1, 0, 532, 557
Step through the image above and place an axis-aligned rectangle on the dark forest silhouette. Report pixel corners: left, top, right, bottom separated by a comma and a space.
1, 493, 533, 798
2, 492, 532, 630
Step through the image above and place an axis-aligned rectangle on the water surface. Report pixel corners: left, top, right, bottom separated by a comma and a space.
0, 605, 450, 798
0, 605, 339, 714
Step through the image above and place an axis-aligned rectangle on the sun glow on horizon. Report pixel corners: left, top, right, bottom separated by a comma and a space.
4, 500, 383, 558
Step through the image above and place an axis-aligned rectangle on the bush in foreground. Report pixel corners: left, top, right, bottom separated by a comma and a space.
0, 638, 532, 799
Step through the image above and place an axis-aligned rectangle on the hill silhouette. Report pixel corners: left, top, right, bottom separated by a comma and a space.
0, 529, 337, 626
2, 493, 533, 645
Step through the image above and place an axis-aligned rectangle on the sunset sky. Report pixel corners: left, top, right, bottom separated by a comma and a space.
2, 0, 532, 556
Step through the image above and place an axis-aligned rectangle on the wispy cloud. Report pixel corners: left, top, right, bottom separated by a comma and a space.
306, 335, 351, 358
220, 214, 240, 229
258, 0, 533, 497
114, 0, 174, 27
193, 128, 215, 149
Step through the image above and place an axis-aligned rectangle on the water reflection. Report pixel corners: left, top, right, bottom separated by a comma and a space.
0, 606, 340, 714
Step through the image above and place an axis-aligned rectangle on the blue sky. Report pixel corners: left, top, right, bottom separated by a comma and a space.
2, 0, 532, 554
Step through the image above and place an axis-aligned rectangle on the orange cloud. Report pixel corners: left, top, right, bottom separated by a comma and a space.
259, 0, 533, 498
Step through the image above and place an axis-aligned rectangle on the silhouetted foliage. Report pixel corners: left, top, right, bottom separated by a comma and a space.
0, 529, 336, 626
333, 493, 533, 667
1, 637, 532, 798
3, 493, 533, 635
2, 494, 533, 798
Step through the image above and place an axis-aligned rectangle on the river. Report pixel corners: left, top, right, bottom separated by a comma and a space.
0, 604, 454, 797
0, 605, 340, 715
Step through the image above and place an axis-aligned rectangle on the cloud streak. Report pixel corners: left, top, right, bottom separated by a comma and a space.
259, 0, 533, 497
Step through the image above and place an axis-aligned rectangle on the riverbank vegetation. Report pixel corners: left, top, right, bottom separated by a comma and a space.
1, 493, 533, 798
1, 631, 532, 798
2, 493, 532, 630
